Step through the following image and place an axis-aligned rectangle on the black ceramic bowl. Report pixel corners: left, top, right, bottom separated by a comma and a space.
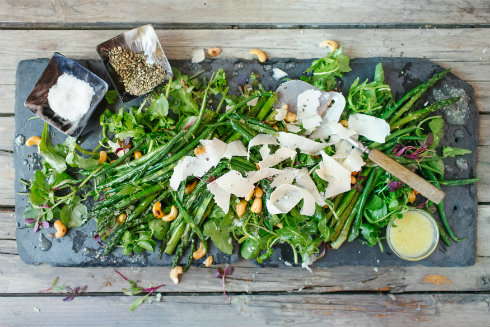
24, 52, 109, 137
96, 24, 173, 103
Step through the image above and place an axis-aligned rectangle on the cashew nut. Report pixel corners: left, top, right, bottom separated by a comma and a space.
249, 49, 267, 63
134, 151, 143, 159
319, 40, 338, 52
193, 241, 207, 260
152, 201, 164, 218
184, 179, 198, 195
236, 199, 248, 218
204, 255, 213, 267
245, 189, 255, 202
26, 136, 41, 152
116, 213, 127, 224
254, 187, 264, 198
162, 205, 179, 222
54, 220, 67, 238
339, 119, 348, 127
170, 266, 183, 284
194, 147, 206, 156
408, 190, 418, 203
207, 47, 222, 57
255, 163, 260, 170
285, 111, 297, 122
272, 124, 279, 131
251, 197, 262, 214
351, 175, 357, 184
99, 151, 107, 165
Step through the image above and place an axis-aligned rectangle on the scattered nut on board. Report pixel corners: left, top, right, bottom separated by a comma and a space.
319, 40, 338, 52
207, 47, 222, 56
249, 49, 267, 62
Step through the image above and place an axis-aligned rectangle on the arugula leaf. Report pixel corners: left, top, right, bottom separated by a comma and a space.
203, 212, 234, 255
363, 194, 388, 225
148, 93, 169, 120
302, 47, 352, 91
39, 123, 66, 173
29, 170, 49, 206
105, 90, 119, 104
347, 63, 392, 114
442, 146, 472, 158
360, 222, 382, 247
428, 117, 444, 149
60, 199, 88, 228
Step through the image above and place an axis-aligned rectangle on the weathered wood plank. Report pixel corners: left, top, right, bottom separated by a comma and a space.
0, 294, 488, 327
1, 29, 489, 114
0, 150, 14, 207
2, 0, 489, 26
0, 206, 488, 294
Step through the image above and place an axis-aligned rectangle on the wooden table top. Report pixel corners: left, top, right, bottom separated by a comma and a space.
0, 1, 489, 326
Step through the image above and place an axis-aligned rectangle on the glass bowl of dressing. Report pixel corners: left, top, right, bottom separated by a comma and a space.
386, 208, 439, 261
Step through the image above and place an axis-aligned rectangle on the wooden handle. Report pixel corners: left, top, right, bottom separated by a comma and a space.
368, 149, 445, 204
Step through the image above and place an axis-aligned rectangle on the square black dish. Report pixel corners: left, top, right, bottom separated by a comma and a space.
14, 57, 478, 267
96, 24, 172, 103
24, 53, 108, 138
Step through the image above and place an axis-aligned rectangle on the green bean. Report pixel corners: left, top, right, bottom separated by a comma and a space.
436, 221, 452, 246
429, 178, 479, 186
390, 97, 460, 130
423, 169, 464, 242
348, 167, 378, 242
256, 93, 278, 120
94, 147, 137, 177
384, 69, 450, 121
230, 119, 255, 143
329, 189, 358, 228
330, 192, 361, 244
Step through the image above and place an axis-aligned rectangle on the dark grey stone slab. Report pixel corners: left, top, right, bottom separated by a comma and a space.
14, 57, 478, 267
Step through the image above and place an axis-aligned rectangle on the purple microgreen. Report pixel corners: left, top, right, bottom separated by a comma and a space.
214, 265, 234, 302
426, 132, 434, 146
25, 218, 36, 224
41, 221, 50, 229
33, 220, 39, 233
38, 276, 60, 293
388, 181, 404, 192
123, 137, 131, 146
94, 235, 105, 247
62, 285, 87, 302
393, 144, 406, 157
114, 268, 165, 310
417, 199, 429, 209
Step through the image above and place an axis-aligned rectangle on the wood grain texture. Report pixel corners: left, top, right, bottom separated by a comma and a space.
0, 293, 489, 327
1, 29, 489, 115
1, 0, 489, 26
0, 206, 488, 294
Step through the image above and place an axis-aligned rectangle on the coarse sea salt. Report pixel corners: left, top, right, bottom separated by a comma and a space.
47, 73, 95, 122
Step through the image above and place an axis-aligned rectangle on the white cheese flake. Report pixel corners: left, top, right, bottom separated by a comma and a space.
267, 184, 316, 216
277, 132, 326, 155
296, 89, 323, 129
258, 147, 296, 169
207, 181, 231, 213
248, 134, 278, 159
275, 108, 288, 121
215, 170, 255, 198
191, 48, 205, 63
316, 151, 352, 199
323, 92, 345, 123
348, 113, 390, 143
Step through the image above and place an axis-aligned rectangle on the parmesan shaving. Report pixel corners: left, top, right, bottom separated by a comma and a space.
277, 132, 326, 155
270, 168, 299, 188
323, 92, 345, 123
248, 134, 278, 159
342, 148, 365, 172
285, 123, 302, 133
295, 169, 325, 206
316, 152, 352, 199
348, 113, 390, 143
275, 108, 288, 121
267, 184, 316, 216
259, 144, 271, 158
258, 147, 296, 169
296, 89, 323, 129
207, 181, 231, 213
215, 170, 255, 198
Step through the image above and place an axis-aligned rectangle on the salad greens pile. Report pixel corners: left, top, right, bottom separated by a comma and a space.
23, 46, 476, 271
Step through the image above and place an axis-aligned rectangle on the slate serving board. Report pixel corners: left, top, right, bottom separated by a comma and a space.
14, 57, 478, 267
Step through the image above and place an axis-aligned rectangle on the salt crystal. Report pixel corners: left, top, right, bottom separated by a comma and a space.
47, 73, 94, 122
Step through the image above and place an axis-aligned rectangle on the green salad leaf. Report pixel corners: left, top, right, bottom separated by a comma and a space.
442, 146, 472, 158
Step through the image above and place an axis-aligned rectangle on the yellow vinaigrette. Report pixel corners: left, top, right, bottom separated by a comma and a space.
387, 209, 439, 261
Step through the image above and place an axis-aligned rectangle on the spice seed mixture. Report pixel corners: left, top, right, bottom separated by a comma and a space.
108, 46, 166, 96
